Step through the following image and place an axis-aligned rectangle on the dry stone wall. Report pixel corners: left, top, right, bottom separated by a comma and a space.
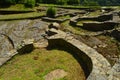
70, 12, 119, 31
46, 28, 120, 80
82, 21, 117, 31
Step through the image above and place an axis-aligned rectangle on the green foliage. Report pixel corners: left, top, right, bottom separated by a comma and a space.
83, 0, 99, 6
57, 0, 67, 5
36, 0, 42, 3
25, 0, 36, 8
46, 7, 56, 18
42, 0, 56, 4
67, 0, 80, 5
16, 0, 26, 4
0, 49, 85, 80
5, 0, 16, 4
0, 0, 120, 7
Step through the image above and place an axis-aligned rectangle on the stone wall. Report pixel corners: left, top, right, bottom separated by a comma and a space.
82, 21, 117, 31
111, 30, 120, 41
0, 39, 34, 67
55, 13, 75, 18
97, 13, 113, 21
70, 16, 79, 26
69, 13, 118, 31
76, 13, 113, 22
42, 17, 68, 23
46, 29, 111, 80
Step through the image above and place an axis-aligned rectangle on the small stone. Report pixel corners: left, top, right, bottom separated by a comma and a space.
48, 22, 61, 30
93, 45, 97, 49
44, 69, 67, 80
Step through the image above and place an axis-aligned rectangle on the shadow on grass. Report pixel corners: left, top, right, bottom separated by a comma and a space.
17, 44, 35, 55
0, 4, 11, 8
0, 10, 35, 15
0, 16, 45, 21
46, 39, 93, 78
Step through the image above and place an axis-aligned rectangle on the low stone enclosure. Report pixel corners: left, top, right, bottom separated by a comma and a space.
41, 12, 75, 23
41, 17, 69, 23
0, 20, 120, 80
111, 29, 120, 41
40, 7, 120, 31
70, 12, 120, 31
82, 21, 118, 31
41, 9, 87, 23
46, 28, 120, 80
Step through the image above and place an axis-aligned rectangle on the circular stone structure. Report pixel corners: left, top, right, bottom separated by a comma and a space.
46, 29, 112, 80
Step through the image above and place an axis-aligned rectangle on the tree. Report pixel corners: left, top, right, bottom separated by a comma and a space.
25, 0, 36, 8
36, 0, 42, 3
4, 0, 16, 4
42, 0, 57, 4
67, 0, 80, 5
46, 7, 56, 18
56, 0, 67, 5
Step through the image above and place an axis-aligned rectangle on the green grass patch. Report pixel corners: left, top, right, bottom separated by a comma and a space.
0, 4, 33, 11
39, 4, 100, 10
0, 49, 85, 80
87, 10, 102, 17
61, 21, 91, 35
0, 12, 45, 20
57, 15, 71, 19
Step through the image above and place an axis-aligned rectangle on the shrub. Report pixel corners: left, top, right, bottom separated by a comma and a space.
46, 7, 56, 18
67, 0, 80, 5
83, 1, 99, 6
4, 0, 16, 4
36, 0, 42, 3
25, 0, 35, 8
57, 0, 67, 5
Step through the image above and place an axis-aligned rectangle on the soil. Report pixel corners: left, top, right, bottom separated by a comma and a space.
75, 35, 120, 66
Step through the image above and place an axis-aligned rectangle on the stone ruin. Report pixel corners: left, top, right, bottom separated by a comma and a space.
45, 24, 120, 80
0, 7, 120, 80
0, 20, 120, 80
70, 12, 120, 31
40, 7, 120, 31
41, 8, 87, 23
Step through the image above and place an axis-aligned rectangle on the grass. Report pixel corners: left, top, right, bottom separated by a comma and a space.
61, 21, 82, 34
87, 10, 102, 17
57, 15, 71, 19
0, 4, 46, 21
0, 12, 45, 21
0, 49, 85, 80
39, 4, 100, 10
61, 21, 92, 35
0, 4, 33, 11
